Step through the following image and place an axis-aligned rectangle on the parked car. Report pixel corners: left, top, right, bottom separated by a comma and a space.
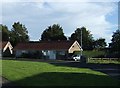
72, 55, 81, 61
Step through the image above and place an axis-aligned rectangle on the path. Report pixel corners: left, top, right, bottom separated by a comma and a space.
0, 76, 9, 86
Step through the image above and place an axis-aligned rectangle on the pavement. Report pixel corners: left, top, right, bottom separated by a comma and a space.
0, 76, 9, 86
0, 76, 17, 88
0, 76, 8, 87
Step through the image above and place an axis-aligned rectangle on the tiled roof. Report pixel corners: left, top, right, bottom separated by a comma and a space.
0, 41, 8, 49
14, 41, 75, 50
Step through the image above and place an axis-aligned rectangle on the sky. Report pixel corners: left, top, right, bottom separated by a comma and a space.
0, 0, 119, 45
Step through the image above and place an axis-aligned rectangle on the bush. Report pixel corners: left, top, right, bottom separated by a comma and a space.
74, 50, 106, 58
21, 53, 30, 58
106, 52, 120, 58
20, 51, 44, 59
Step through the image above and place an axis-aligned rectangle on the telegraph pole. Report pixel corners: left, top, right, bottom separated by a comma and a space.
80, 28, 82, 57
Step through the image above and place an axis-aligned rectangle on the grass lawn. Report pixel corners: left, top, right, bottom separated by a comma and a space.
1, 59, 120, 86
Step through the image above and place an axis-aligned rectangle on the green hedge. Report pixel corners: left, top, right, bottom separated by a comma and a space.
74, 50, 106, 58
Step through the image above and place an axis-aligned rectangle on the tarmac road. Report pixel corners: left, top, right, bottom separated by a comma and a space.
50, 61, 120, 79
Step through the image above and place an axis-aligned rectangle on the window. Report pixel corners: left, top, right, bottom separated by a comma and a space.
22, 50, 28, 53
59, 51, 65, 55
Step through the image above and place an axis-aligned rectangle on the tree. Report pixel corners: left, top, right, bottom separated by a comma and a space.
41, 24, 67, 41
69, 27, 94, 50
10, 22, 29, 46
0, 24, 10, 41
109, 29, 120, 53
93, 38, 107, 50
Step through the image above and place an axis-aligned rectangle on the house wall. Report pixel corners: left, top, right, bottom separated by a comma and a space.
3, 48, 13, 57
15, 50, 28, 57
43, 50, 67, 60
42, 50, 56, 59
15, 50, 68, 60
56, 50, 67, 59
16, 50, 43, 58
16, 50, 22, 57
15, 49, 68, 59
68, 41, 81, 53
48, 50, 56, 59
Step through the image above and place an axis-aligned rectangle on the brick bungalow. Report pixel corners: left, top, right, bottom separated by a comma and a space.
14, 40, 82, 60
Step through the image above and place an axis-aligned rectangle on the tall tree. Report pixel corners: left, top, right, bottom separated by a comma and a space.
93, 38, 107, 50
0, 25, 1, 41
0, 24, 10, 41
69, 27, 94, 50
109, 29, 120, 53
41, 24, 67, 41
10, 22, 29, 46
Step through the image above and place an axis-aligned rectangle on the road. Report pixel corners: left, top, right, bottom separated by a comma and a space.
50, 61, 120, 79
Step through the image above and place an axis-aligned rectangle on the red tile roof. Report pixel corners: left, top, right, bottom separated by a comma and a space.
14, 41, 75, 50
0, 41, 8, 49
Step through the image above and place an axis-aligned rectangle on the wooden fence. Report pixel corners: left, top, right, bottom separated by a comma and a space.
88, 58, 120, 60
87, 58, 120, 63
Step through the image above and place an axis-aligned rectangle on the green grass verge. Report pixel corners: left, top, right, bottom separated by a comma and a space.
2, 59, 120, 86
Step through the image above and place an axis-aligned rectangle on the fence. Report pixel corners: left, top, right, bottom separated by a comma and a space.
87, 58, 120, 63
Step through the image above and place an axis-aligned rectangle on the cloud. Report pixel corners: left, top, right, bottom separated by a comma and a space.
0, 2, 2, 23
1, 0, 119, 3
38, 2, 117, 42
1, 0, 118, 44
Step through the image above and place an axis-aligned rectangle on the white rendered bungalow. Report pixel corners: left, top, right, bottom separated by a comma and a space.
14, 40, 82, 60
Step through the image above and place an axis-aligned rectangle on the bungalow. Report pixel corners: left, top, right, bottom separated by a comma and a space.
14, 40, 82, 60
0, 41, 13, 57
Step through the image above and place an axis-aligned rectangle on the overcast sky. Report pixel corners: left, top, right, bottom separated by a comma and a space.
0, 0, 119, 44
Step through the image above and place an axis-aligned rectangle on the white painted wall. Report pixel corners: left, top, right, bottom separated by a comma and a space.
48, 50, 56, 60
16, 50, 57, 59
16, 50, 22, 57
42, 50, 56, 59
16, 50, 28, 57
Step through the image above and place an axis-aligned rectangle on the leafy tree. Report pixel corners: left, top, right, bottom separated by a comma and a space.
69, 27, 94, 50
41, 24, 67, 41
0, 24, 10, 41
0, 25, 2, 41
109, 29, 120, 53
10, 22, 29, 46
93, 38, 107, 50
